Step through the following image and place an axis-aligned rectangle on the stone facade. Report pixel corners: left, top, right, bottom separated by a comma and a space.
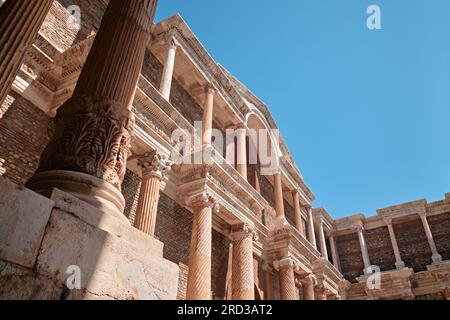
0, 0, 449, 301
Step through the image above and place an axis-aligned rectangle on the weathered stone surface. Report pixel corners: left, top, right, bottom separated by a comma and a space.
49, 188, 163, 257
0, 260, 62, 300
0, 177, 54, 268
37, 209, 178, 300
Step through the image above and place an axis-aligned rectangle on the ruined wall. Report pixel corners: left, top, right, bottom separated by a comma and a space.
365, 226, 396, 272
336, 232, 365, 283
0, 92, 51, 186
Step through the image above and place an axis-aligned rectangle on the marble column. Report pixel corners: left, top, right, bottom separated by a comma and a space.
159, 39, 177, 100
307, 206, 318, 249
186, 193, 218, 300
263, 263, 273, 300
356, 225, 371, 272
27, 0, 158, 219
0, 0, 54, 105
318, 221, 329, 261
418, 212, 442, 264
231, 225, 255, 300
273, 172, 285, 218
276, 259, 298, 300
133, 151, 172, 236
236, 125, 248, 181
293, 192, 304, 235
202, 84, 216, 145
302, 275, 316, 300
383, 217, 405, 269
329, 234, 341, 271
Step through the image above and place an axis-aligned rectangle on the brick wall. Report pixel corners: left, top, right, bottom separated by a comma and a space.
394, 219, 432, 272
336, 232, 365, 283
121, 169, 142, 224
0, 92, 51, 186
428, 212, 450, 261
365, 226, 396, 272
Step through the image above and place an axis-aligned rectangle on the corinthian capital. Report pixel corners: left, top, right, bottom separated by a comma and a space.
137, 150, 172, 178
230, 223, 258, 241
187, 191, 220, 212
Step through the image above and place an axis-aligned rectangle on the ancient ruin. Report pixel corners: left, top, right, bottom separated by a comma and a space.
0, 0, 449, 300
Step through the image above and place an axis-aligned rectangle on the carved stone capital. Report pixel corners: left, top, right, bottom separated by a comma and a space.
137, 151, 172, 178
301, 274, 317, 286
383, 216, 393, 226
230, 223, 258, 241
34, 95, 135, 190
205, 83, 216, 95
187, 191, 220, 212
273, 257, 299, 271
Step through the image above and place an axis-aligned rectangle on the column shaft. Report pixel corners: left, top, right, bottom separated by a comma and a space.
236, 127, 247, 181
329, 235, 341, 271
384, 219, 405, 269
293, 192, 304, 235
186, 196, 215, 300
302, 279, 315, 300
202, 85, 215, 145
27, 0, 158, 217
0, 0, 54, 105
419, 213, 442, 263
159, 42, 177, 100
264, 267, 273, 300
318, 222, 329, 260
231, 232, 255, 300
133, 174, 161, 235
357, 227, 371, 271
274, 172, 285, 218
279, 266, 297, 300
307, 207, 317, 249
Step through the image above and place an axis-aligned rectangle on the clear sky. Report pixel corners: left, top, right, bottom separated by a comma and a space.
155, 0, 450, 219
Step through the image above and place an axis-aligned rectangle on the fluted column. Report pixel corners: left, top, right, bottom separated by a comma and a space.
202, 84, 216, 145
318, 221, 329, 261
263, 263, 273, 300
293, 192, 304, 235
329, 234, 341, 271
231, 224, 256, 300
356, 225, 371, 272
275, 258, 298, 300
0, 0, 54, 105
383, 217, 405, 269
159, 39, 177, 100
236, 125, 248, 181
133, 151, 172, 236
302, 275, 316, 300
186, 192, 218, 300
418, 212, 442, 264
27, 0, 158, 219
307, 206, 317, 249
274, 172, 285, 218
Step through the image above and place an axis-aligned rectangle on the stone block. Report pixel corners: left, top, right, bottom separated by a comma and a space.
0, 177, 54, 268
37, 209, 179, 300
49, 188, 164, 257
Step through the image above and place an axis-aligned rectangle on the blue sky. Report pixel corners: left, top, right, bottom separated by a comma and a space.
155, 0, 450, 219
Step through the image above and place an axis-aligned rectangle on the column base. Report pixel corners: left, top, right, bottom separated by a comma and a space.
395, 261, 406, 270
26, 170, 128, 224
432, 253, 443, 265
